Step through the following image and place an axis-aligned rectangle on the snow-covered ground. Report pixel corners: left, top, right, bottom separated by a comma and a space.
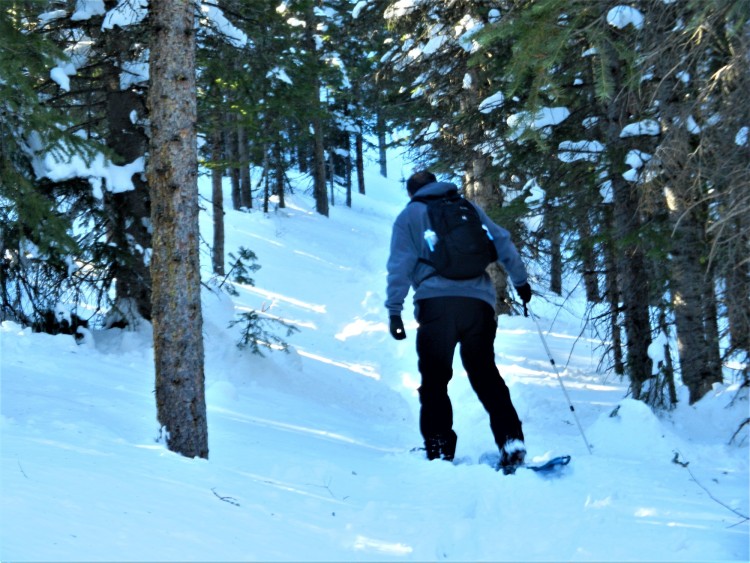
1, 162, 748, 561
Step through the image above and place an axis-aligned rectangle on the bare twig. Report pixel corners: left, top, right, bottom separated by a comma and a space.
673, 451, 749, 527
211, 488, 240, 507
729, 418, 749, 447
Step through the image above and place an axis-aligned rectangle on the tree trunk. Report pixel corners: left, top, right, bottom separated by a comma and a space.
464, 156, 512, 315
211, 129, 225, 276
304, 3, 328, 216
610, 173, 653, 399
273, 142, 286, 209
647, 308, 677, 409
600, 36, 652, 398
603, 207, 625, 376
101, 23, 151, 327
328, 158, 335, 207
726, 250, 749, 358
580, 211, 600, 303
262, 148, 270, 214
666, 187, 722, 402
547, 202, 562, 296
345, 133, 352, 208
377, 112, 387, 178
356, 128, 365, 195
648, 1, 723, 404
226, 118, 241, 210
238, 123, 252, 209
311, 108, 327, 214
703, 275, 722, 382
148, 0, 208, 459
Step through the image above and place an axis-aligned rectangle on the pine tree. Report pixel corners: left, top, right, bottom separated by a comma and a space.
1, 5, 97, 325
149, 0, 208, 459
470, 0, 659, 397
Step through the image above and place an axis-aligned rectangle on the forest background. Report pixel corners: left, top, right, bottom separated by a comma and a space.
1, 0, 748, 456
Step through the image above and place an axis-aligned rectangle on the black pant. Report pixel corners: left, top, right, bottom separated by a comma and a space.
415, 296, 524, 460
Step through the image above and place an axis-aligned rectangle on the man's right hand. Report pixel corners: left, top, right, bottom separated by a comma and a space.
515, 282, 532, 304
389, 315, 406, 340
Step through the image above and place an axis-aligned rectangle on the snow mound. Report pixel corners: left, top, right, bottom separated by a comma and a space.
587, 398, 681, 461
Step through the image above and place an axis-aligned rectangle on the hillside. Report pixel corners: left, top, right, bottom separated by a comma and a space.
1, 166, 748, 561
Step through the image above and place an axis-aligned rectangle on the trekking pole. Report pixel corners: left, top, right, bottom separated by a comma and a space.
524, 303, 593, 454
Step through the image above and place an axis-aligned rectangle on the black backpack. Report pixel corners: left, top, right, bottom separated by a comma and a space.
411, 192, 498, 280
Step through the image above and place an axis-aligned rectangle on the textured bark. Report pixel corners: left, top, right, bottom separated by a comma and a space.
148, 0, 208, 459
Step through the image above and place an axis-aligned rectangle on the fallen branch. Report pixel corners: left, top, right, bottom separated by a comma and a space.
211, 488, 240, 507
673, 450, 749, 527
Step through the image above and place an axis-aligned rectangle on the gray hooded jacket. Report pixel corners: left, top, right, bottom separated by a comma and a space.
385, 181, 528, 316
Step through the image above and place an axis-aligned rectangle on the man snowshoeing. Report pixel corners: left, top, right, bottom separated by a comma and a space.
385, 170, 532, 474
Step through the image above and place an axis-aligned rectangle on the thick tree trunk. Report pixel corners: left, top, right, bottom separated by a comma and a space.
148, 0, 208, 459
666, 189, 722, 403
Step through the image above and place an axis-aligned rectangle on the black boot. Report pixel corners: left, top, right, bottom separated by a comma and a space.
424, 431, 457, 462
499, 439, 526, 474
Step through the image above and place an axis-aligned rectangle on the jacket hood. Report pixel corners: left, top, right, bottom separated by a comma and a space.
412, 181, 459, 199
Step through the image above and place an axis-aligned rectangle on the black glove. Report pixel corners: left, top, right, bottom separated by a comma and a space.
515, 282, 532, 304
389, 315, 406, 340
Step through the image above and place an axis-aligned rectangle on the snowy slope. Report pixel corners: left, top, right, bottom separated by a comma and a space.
1, 165, 748, 561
